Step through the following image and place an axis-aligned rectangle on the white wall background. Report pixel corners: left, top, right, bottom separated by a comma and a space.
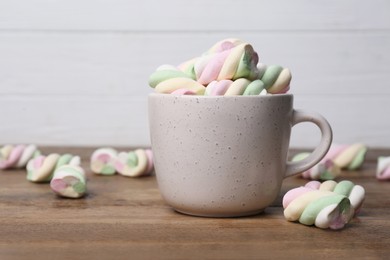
0, 0, 389, 148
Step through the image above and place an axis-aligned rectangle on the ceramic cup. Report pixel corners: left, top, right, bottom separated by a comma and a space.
148, 93, 332, 217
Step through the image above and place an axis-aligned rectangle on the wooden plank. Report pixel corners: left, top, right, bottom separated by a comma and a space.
0, 0, 389, 31
0, 147, 389, 259
0, 32, 389, 96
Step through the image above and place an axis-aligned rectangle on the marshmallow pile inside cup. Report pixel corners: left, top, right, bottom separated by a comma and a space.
148, 38, 292, 95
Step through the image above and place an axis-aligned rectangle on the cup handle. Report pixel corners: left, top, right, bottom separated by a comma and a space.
285, 109, 333, 178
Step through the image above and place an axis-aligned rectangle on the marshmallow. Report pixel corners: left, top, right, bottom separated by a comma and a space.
148, 66, 205, 95
257, 64, 291, 94
205, 79, 266, 96
293, 143, 367, 180
148, 38, 292, 95
115, 149, 154, 177
377, 156, 390, 180
90, 148, 118, 175
26, 153, 80, 183
0, 144, 40, 170
50, 165, 87, 198
292, 152, 340, 180
283, 187, 353, 230
304, 180, 365, 215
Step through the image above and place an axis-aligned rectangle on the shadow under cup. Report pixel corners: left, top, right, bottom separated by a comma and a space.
148, 93, 332, 217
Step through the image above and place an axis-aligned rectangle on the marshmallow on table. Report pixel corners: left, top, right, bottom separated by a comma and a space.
292, 152, 340, 180
90, 148, 118, 175
50, 165, 87, 198
304, 180, 365, 216
332, 143, 368, 170
283, 186, 353, 230
0, 144, 40, 170
292, 143, 368, 180
377, 156, 390, 180
90, 148, 154, 177
26, 153, 80, 183
115, 149, 154, 177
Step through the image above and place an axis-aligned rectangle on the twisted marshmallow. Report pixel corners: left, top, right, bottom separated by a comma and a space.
50, 165, 87, 198
182, 40, 260, 85
283, 187, 353, 230
204, 38, 246, 55
115, 149, 154, 177
178, 39, 258, 82
304, 180, 365, 215
293, 143, 367, 180
0, 144, 40, 170
292, 152, 340, 180
283, 189, 353, 230
257, 63, 292, 94
332, 143, 367, 170
204, 79, 266, 96
148, 65, 206, 94
26, 153, 80, 183
149, 39, 292, 95
377, 156, 390, 180
90, 148, 118, 175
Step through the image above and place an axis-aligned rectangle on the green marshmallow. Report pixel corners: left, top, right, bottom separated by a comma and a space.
73, 181, 86, 193
181, 64, 197, 80
26, 171, 34, 182
101, 165, 116, 175
55, 154, 73, 169
243, 80, 265, 95
299, 194, 350, 226
260, 65, 283, 89
320, 170, 336, 180
292, 152, 310, 162
148, 69, 192, 88
126, 152, 139, 167
333, 180, 354, 196
32, 150, 41, 158
58, 166, 86, 185
347, 148, 367, 170
233, 45, 258, 80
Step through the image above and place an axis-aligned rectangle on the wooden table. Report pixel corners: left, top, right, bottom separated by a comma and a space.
1, 147, 389, 259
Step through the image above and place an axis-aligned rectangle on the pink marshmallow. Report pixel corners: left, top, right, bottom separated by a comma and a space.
210, 80, 233, 95
305, 181, 321, 190
0, 145, 25, 169
96, 153, 111, 163
282, 187, 313, 208
377, 167, 390, 180
171, 89, 196, 95
33, 155, 45, 169
114, 161, 124, 172
197, 50, 231, 85
50, 178, 67, 192
145, 149, 154, 174
216, 41, 235, 52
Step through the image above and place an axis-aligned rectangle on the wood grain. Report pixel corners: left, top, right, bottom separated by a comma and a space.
1, 147, 389, 259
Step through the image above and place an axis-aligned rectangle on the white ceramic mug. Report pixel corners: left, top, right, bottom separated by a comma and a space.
148, 94, 332, 217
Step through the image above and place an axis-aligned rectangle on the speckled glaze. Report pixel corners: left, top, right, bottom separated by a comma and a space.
148, 94, 332, 217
